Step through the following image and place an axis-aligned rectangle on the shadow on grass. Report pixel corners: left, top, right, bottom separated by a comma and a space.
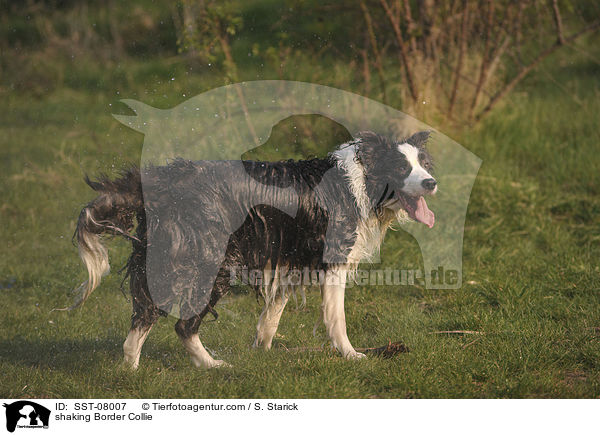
0, 336, 133, 371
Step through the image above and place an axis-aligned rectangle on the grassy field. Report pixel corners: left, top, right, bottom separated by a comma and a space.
1, 28, 600, 398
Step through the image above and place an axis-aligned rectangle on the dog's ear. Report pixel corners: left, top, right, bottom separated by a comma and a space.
356, 131, 393, 169
406, 131, 431, 148
356, 131, 392, 148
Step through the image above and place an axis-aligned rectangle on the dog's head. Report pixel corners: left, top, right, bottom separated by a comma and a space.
357, 131, 437, 228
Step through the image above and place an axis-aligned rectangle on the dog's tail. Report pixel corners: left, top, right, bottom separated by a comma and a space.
67, 167, 143, 310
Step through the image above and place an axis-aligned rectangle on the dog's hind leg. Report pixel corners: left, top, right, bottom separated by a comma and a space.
175, 314, 230, 368
253, 265, 288, 350
320, 266, 365, 360
123, 249, 160, 370
123, 303, 160, 369
123, 291, 160, 369
253, 293, 288, 350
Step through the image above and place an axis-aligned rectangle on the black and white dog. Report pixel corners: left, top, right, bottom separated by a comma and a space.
71, 131, 436, 368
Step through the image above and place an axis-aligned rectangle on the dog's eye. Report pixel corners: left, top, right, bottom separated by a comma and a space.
419, 153, 432, 171
398, 161, 409, 174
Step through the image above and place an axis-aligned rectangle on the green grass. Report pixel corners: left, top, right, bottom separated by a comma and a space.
1, 34, 600, 398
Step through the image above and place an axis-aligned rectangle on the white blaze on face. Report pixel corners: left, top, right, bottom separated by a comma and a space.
397, 143, 436, 196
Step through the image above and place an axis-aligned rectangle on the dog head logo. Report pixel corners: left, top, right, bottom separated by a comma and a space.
3, 401, 50, 432
113, 81, 481, 318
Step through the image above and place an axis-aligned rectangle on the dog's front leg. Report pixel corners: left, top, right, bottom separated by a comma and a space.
321, 266, 365, 359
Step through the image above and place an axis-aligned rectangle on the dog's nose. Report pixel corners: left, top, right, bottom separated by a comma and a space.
422, 178, 437, 191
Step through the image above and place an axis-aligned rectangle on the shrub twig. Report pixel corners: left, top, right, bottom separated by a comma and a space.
476, 20, 600, 121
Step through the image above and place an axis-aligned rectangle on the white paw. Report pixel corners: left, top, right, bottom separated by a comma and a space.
345, 351, 367, 360
211, 359, 232, 368
122, 356, 140, 370
191, 357, 231, 369
253, 339, 273, 351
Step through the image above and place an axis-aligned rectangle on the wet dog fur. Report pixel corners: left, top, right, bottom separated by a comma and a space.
70, 131, 436, 368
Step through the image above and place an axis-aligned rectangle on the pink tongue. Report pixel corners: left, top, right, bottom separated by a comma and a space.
415, 196, 435, 228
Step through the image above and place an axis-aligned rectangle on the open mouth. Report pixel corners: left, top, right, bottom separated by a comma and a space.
386, 192, 435, 228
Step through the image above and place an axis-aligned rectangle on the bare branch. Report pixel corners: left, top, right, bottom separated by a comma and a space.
379, 0, 419, 102
476, 20, 600, 121
469, 0, 495, 119
403, 0, 418, 53
514, 1, 526, 62
447, 0, 469, 118
430, 330, 485, 335
551, 0, 565, 45
359, 1, 388, 104
483, 36, 511, 90
279, 341, 409, 358
418, 0, 437, 58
